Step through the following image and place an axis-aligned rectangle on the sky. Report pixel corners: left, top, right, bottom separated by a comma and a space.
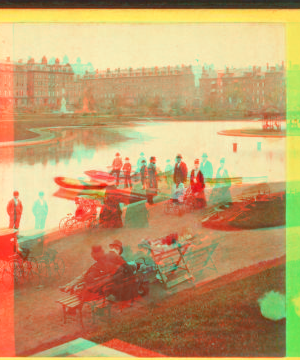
0, 23, 285, 71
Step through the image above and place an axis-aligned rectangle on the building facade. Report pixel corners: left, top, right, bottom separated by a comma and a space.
199, 63, 286, 112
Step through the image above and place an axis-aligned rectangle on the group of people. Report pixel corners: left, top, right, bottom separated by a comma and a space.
59, 239, 136, 302
6, 191, 48, 231
110, 150, 231, 207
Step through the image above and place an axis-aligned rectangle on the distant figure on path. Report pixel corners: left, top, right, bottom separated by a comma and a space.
123, 157, 132, 189
7, 191, 23, 230
200, 153, 213, 182
32, 191, 48, 229
110, 152, 123, 186
173, 154, 188, 187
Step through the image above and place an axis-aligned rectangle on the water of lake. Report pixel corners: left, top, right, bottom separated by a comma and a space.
0, 120, 286, 231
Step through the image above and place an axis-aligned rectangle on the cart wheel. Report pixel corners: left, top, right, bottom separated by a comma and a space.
52, 258, 65, 279
2, 269, 14, 290
184, 199, 194, 213
23, 258, 39, 286
164, 201, 172, 215
59, 216, 70, 234
64, 218, 77, 235
38, 260, 50, 282
8, 260, 24, 287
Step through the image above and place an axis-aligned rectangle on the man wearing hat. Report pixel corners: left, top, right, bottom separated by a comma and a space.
7, 191, 23, 229
123, 157, 132, 188
146, 156, 158, 205
136, 152, 147, 172
200, 153, 213, 181
173, 154, 188, 187
32, 191, 48, 229
190, 159, 206, 208
110, 152, 123, 186
107, 240, 125, 265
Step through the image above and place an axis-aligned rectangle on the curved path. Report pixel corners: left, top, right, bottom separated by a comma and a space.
0, 125, 109, 148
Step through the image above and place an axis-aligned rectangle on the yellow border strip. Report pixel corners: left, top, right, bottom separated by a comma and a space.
0, 9, 298, 23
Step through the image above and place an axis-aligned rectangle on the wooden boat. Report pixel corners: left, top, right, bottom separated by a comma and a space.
205, 177, 243, 185
84, 170, 140, 183
54, 176, 109, 190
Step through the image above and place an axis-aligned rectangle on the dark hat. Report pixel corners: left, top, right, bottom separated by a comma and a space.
176, 154, 182, 159
220, 157, 225, 163
125, 157, 130, 160
194, 159, 200, 164
91, 245, 104, 253
150, 156, 156, 161
115, 152, 120, 156
202, 153, 208, 158
141, 160, 146, 163
13, 191, 19, 196
109, 239, 123, 254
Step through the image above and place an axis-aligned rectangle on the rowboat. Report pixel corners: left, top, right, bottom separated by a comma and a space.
205, 177, 243, 185
54, 176, 109, 190
84, 170, 140, 183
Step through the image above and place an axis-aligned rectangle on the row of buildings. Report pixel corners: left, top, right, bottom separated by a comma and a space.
0, 56, 286, 113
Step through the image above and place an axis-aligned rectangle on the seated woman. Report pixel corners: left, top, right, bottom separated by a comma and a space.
59, 244, 124, 302
171, 182, 186, 203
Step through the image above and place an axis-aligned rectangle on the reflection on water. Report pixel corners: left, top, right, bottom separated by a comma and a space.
0, 120, 286, 231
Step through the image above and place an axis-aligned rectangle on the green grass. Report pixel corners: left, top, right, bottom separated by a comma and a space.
91, 264, 285, 357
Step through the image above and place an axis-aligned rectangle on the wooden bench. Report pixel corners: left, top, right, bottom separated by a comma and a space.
56, 293, 111, 329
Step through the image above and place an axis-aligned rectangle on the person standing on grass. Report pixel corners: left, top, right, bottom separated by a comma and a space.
110, 152, 123, 186
7, 191, 23, 230
123, 157, 132, 189
32, 191, 48, 230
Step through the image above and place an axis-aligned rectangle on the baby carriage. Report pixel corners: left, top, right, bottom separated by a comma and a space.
59, 197, 99, 235
164, 186, 205, 215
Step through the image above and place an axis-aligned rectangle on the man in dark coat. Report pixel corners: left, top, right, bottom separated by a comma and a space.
110, 152, 123, 186
200, 153, 213, 182
146, 156, 158, 205
173, 154, 188, 187
7, 191, 23, 229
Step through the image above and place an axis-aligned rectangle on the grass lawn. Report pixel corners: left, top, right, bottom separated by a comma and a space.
91, 264, 285, 357
202, 192, 285, 231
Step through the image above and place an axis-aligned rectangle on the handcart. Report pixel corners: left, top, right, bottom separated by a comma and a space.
0, 228, 39, 289
59, 197, 101, 235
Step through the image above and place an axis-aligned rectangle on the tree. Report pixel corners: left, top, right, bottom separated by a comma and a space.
63, 55, 69, 64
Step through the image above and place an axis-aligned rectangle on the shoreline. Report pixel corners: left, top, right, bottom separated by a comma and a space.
0, 114, 284, 144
